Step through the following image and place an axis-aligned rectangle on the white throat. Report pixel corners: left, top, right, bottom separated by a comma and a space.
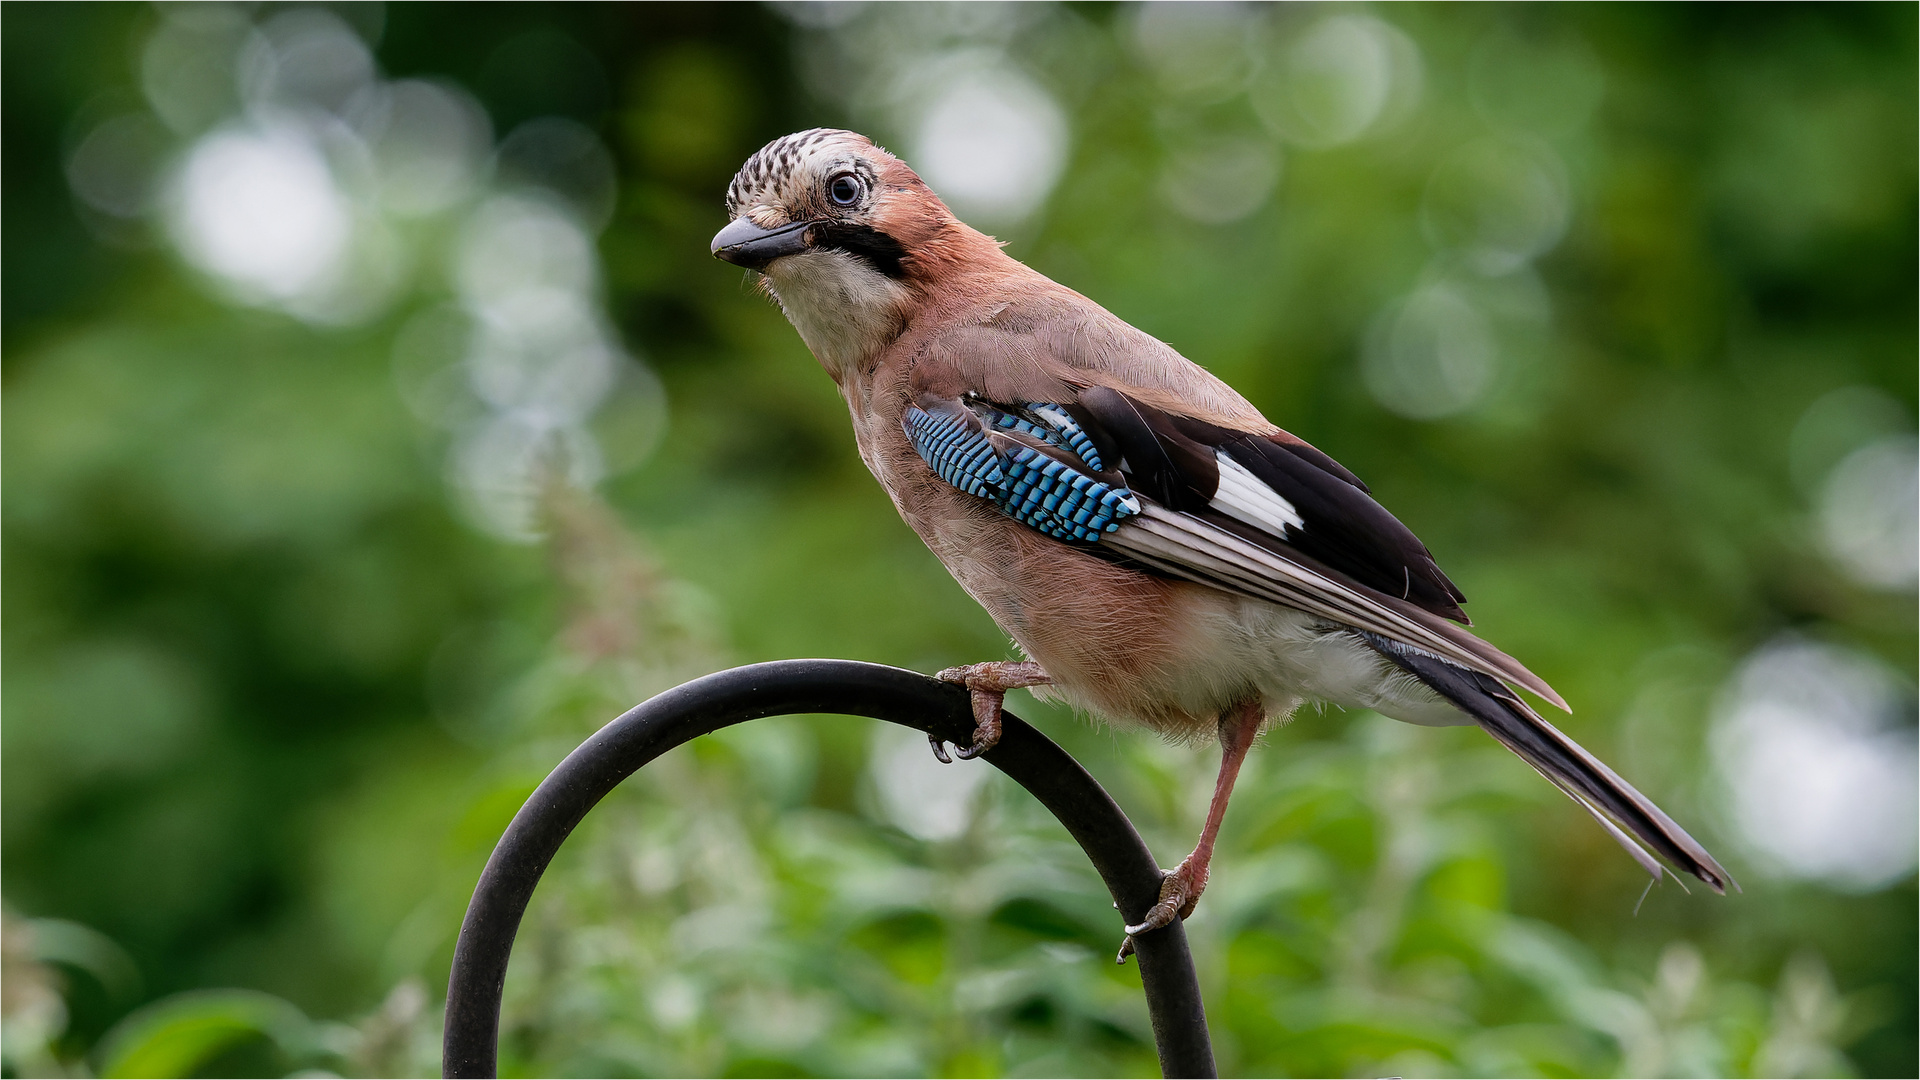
764, 249, 912, 378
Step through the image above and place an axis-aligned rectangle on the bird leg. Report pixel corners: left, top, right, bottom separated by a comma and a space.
1119, 698, 1264, 962
929, 661, 1051, 762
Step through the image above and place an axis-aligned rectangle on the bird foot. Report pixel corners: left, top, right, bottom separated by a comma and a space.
1116, 855, 1208, 964
928, 661, 1051, 763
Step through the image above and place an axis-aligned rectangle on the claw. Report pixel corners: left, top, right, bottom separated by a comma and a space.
1123, 882, 1188, 937
1115, 858, 1206, 960
927, 733, 953, 765
928, 661, 1050, 764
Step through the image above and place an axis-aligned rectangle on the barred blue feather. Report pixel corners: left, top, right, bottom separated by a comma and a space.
982, 404, 1107, 471
903, 405, 1004, 498
904, 401, 1139, 543
1028, 404, 1106, 470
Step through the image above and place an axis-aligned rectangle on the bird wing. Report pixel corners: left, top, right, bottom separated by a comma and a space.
899, 385, 1567, 711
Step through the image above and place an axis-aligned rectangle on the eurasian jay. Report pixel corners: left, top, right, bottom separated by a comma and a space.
711, 129, 1730, 957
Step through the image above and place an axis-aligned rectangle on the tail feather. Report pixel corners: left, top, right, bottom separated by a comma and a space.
1362, 633, 1735, 895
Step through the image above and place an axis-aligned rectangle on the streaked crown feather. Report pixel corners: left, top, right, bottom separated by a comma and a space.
725, 128, 882, 219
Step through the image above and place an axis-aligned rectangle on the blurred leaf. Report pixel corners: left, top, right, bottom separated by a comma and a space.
94, 989, 317, 1079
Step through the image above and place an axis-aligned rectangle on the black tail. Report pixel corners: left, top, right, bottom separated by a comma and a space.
1362, 633, 1734, 894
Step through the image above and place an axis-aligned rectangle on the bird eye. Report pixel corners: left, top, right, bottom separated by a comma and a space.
828, 174, 862, 207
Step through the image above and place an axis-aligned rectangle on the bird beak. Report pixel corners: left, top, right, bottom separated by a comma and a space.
711, 217, 812, 270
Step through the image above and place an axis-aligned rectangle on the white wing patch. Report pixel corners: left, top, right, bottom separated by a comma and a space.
1210, 451, 1305, 538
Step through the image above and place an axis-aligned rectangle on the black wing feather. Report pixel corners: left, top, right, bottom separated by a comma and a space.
1075, 387, 1218, 512
1223, 434, 1467, 618
1077, 387, 1468, 623
1271, 438, 1370, 493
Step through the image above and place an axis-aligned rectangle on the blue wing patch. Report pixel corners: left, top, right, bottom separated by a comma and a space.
904, 401, 1139, 543
903, 404, 1004, 498
982, 404, 1107, 471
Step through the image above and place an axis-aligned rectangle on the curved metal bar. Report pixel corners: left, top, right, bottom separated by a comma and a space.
442, 659, 1215, 1079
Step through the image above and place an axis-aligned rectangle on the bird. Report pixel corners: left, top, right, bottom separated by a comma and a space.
710, 128, 1731, 958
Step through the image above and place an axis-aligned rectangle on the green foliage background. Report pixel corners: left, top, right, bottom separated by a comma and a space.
3, 3, 1914, 1077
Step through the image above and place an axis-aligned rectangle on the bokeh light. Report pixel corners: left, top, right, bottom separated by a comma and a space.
1251, 14, 1421, 148
494, 117, 620, 232
1363, 281, 1499, 419
449, 194, 624, 539
1157, 134, 1281, 225
239, 7, 377, 113
1131, 2, 1261, 104
64, 113, 172, 220
1818, 437, 1919, 591
1713, 637, 1919, 891
870, 726, 990, 841
355, 79, 491, 217
909, 59, 1068, 228
140, 3, 252, 134
167, 119, 355, 304
1789, 385, 1912, 494
1421, 136, 1571, 276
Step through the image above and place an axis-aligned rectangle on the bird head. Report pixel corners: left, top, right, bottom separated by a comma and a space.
712, 128, 945, 278
712, 129, 1004, 373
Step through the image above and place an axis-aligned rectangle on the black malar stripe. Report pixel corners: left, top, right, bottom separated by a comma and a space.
812, 222, 909, 279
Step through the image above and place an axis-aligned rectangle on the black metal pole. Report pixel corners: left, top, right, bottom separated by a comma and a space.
442, 659, 1215, 1078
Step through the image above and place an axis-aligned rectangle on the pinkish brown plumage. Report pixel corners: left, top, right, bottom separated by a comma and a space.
713, 129, 1732, 956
